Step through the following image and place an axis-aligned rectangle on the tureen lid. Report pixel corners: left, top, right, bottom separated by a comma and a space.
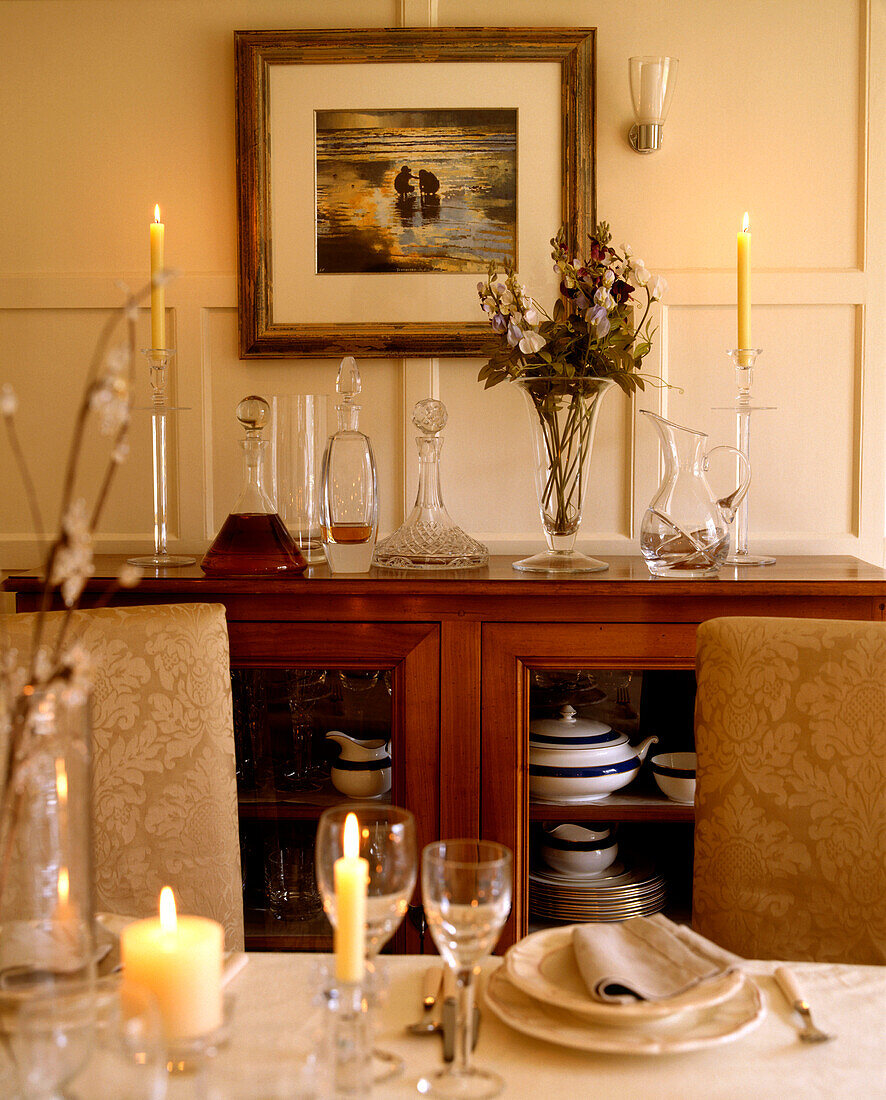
528, 705, 627, 748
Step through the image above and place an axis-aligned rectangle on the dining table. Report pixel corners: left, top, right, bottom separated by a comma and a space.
35, 949, 886, 1099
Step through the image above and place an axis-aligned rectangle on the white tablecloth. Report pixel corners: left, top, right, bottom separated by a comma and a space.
9, 953, 886, 1098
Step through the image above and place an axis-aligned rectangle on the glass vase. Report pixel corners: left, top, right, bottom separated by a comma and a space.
0, 685, 95, 1027
513, 376, 615, 573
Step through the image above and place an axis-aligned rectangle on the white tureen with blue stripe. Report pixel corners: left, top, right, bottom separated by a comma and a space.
528, 705, 658, 803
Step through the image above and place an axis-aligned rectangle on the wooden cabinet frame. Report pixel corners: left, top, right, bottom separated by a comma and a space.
481, 622, 699, 949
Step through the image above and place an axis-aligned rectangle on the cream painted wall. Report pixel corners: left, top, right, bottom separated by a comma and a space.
1, 0, 883, 568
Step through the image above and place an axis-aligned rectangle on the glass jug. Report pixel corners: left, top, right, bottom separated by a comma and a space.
639, 411, 750, 578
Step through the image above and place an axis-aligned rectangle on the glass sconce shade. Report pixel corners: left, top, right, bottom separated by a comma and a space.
628, 56, 679, 153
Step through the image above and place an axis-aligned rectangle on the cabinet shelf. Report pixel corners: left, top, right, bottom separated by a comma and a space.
238, 779, 391, 821
244, 904, 332, 952
530, 793, 694, 824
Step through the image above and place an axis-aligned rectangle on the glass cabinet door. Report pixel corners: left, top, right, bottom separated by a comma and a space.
228, 623, 439, 953
481, 622, 698, 951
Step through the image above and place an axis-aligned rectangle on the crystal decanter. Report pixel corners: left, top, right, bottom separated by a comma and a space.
373, 399, 488, 570
319, 358, 378, 573
201, 396, 306, 575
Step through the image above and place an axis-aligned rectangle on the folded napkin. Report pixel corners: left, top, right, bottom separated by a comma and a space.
573, 915, 739, 1003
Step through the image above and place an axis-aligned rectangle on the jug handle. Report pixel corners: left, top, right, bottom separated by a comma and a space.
704, 445, 752, 525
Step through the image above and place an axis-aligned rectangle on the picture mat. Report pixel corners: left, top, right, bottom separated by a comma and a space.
270, 62, 561, 326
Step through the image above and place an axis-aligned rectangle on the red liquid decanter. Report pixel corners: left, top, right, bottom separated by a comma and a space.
202, 396, 306, 575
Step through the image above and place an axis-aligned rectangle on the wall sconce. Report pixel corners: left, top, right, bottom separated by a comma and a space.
628, 56, 679, 153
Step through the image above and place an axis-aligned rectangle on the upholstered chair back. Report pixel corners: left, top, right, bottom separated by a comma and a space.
693, 616, 886, 964
1, 603, 243, 951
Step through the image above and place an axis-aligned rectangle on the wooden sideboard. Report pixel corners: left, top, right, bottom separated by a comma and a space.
6, 555, 886, 950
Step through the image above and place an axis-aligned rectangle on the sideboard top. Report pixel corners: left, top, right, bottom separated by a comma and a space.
5, 555, 886, 598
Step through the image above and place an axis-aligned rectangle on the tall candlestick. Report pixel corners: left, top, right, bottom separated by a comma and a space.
334, 812, 367, 983
121, 886, 224, 1042
150, 205, 166, 349
737, 212, 751, 363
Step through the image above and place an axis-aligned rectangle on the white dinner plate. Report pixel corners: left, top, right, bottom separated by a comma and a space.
485, 965, 764, 1054
504, 924, 744, 1024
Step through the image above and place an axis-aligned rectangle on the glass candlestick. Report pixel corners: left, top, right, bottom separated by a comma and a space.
127, 348, 196, 568
322, 979, 372, 1097
715, 349, 776, 566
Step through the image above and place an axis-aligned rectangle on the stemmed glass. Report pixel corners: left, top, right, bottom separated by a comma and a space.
418, 840, 513, 1099
315, 803, 417, 1080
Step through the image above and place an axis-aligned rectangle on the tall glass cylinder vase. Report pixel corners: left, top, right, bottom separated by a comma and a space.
0, 685, 95, 1027
513, 376, 615, 574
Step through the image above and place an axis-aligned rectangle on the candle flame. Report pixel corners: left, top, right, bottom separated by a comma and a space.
154, 204, 162, 224
159, 886, 177, 933
55, 758, 68, 803
58, 866, 69, 906
343, 813, 360, 859
742, 212, 750, 233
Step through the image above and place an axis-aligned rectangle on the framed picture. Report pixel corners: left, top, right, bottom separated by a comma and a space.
235, 27, 596, 358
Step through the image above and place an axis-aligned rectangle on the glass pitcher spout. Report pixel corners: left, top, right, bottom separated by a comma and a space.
639, 410, 751, 578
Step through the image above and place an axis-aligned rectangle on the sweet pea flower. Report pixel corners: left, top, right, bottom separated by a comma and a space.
491, 313, 507, 334
507, 320, 524, 347
603, 269, 615, 288
523, 304, 541, 326
633, 262, 650, 287
586, 305, 611, 338
594, 287, 614, 311
649, 275, 668, 301
519, 330, 547, 355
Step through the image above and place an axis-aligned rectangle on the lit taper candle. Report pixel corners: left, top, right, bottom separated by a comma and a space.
150, 205, 166, 349
737, 212, 751, 363
334, 812, 368, 982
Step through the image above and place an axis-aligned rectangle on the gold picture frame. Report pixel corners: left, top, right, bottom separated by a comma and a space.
235, 27, 596, 358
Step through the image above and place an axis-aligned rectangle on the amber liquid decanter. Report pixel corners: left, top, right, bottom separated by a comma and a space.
373, 399, 488, 570
319, 358, 378, 573
201, 395, 306, 575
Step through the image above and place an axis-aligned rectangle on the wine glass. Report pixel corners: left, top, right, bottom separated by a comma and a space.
315, 803, 417, 1080
417, 840, 512, 1099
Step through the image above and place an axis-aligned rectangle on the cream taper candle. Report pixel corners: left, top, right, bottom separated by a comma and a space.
121, 886, 223, 1042
737, 212, 751, 359
150, 205, 166, 349
334, 812, 368, 982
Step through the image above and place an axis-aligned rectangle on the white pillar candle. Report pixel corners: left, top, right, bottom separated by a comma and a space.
333, 812, 367, 983
150, 205, 166, 349
121, 887, 224, 1042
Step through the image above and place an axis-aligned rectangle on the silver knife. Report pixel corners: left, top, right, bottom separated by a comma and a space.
441, 967, 481, 1062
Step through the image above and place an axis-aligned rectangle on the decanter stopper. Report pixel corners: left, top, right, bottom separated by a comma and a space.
413, 398, 447, 436
236, 394, 270, 437
372, 398, 488, 571
336, 357, 361, 402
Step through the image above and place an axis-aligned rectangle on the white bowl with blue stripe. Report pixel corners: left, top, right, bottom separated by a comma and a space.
539, 823, 618, 875
650, 752, 696, 804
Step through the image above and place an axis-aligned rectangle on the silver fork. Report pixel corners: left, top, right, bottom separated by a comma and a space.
774, 967, 835, 1043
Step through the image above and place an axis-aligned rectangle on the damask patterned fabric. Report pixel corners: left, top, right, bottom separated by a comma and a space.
1, 603, 244, 950
693, 616, 886, 964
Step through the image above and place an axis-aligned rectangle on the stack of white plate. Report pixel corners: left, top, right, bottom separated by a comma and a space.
529, 861, 666, 922
484, 924, 765, 1055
